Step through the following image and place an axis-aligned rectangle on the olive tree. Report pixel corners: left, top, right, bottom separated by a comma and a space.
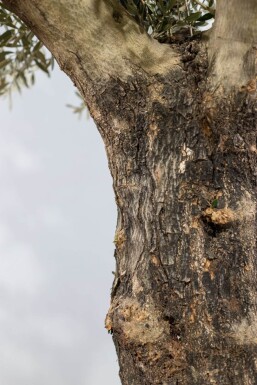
1, 1, 257, 384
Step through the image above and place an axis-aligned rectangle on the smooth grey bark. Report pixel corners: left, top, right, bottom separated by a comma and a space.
208, 0, 257, 89
2, 1, 257, 384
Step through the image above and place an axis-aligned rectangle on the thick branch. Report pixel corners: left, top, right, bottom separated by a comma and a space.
1, 0, 181, 136
208, 0, 257, 90
2, 0, 178, 87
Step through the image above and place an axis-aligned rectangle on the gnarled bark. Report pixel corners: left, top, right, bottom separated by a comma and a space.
105, 40, 257, 384
2, 1, 257, 384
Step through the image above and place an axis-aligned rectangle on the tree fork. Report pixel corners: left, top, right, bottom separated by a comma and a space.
2, 1, 257, 384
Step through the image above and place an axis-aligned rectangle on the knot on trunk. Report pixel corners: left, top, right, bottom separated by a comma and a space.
106, 298, 169, 343
105, 298, 186, 383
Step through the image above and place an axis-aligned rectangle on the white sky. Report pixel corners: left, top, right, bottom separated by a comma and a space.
0, 67, 120, 384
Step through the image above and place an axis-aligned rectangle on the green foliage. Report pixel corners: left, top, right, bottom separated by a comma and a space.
0, 1, 53, 98
211, 198, 218, 208
66, 91, 90, 119
120, 0, 215, 41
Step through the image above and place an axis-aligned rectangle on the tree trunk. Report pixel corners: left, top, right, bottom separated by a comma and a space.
104, 40, 257, 384
2, 1, 257, 384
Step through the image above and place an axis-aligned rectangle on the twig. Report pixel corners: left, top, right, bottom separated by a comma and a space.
193, 0, 215, 15
185, 0, 193, 36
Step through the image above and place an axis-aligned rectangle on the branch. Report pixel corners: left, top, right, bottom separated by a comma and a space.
208, 0, 257, 90
193, 0, 215, 15
1, 0, 178, 83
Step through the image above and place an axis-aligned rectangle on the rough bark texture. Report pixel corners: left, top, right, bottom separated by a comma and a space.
105, 40, 257, 384
2, 1, 257, 384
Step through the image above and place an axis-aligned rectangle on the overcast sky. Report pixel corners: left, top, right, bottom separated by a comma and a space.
0, 67, 120, 384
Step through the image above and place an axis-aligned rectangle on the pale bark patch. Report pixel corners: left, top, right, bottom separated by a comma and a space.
203, 207, 236, 225
237, 191, 256, 221
179, 145, 194, 174
178, 160, 186, 174
231, 313, 257, 345
147, 122, 159, 150
114, 228, 126, 251
202, 192, 256, 226
116, 298, 169, 344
